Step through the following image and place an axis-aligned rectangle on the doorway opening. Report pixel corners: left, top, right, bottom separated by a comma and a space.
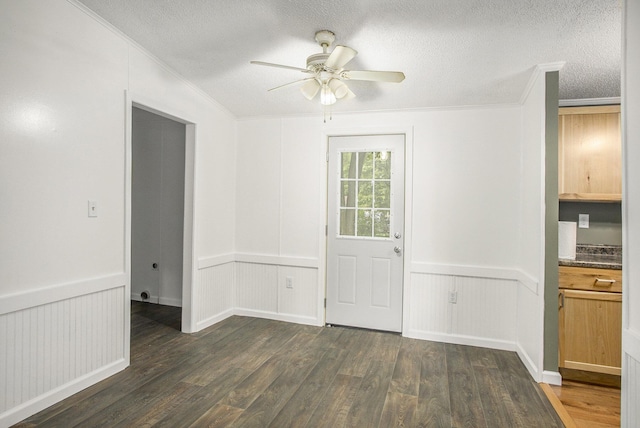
129, 104, 195, 333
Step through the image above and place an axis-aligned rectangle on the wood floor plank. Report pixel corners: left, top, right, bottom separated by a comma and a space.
415, 341, 451, 428
494, 350, 564, 428
305, 374, 363, 428
473, 365, 520, 427
346, 360, 395, 427
153, 368, 250, 428
379, 391, 418, 428
268, 347, 348, 428
390, 339, 422, 396
445, 343, 487, 427
230, 347, 325, 427
189, 404, 243, 427
337, 329, 377, 377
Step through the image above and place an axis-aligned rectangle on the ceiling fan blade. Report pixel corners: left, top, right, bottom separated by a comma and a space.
268, 77, 315, 92
342, 88, 356, 100
341, 70, 405, 83
324, 45, 358, 70
250, 60, 312, 73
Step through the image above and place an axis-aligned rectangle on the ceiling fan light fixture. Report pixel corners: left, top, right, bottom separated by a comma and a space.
328, 79, 349, 99
300, 79, 320, 100
320, 84, 337, 106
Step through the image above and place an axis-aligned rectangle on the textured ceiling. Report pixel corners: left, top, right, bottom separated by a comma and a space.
77, 0, 621, 118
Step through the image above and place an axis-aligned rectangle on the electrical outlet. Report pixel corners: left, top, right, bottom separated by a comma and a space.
286, 276, 293, 289
578, 213, 589, 228
448, 291, 457, 304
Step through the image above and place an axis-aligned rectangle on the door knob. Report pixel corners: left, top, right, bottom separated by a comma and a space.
394, 246, 402, 254
394, 232, 402, 239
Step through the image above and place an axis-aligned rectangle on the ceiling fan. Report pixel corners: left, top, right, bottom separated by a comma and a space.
251, 30, 405, 106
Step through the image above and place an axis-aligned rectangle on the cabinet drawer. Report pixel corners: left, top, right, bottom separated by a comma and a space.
559, 266, 622, 293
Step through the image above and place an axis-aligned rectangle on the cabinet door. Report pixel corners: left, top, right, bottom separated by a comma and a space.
558, 105, 621, 201
559, 289, 622, 375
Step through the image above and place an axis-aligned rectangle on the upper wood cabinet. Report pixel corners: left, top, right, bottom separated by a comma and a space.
558, 105, 622, 202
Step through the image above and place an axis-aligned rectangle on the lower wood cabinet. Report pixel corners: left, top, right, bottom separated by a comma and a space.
558, 288, 622, 376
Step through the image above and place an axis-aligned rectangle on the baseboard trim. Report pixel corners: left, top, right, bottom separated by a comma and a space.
195, 308, 235, 331
403, 329, 516, 352
516, 342, 541, 382
542, 370, 563, 386
234, 308, 322, 326
0, 358, 127, 427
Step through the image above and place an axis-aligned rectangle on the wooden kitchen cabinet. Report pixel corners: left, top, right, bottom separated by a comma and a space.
558, 265, 622, 378
558, 105, 621, 202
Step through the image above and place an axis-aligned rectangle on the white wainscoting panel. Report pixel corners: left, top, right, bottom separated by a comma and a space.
195, 262, 235, 330
452, 276, 517, 344
235, 262, 278, 314
624, 352, 640, 427
406, 270, 518, 351
277, 266, 318, 320
407, 272, 453, 335
0, 284, 125, 422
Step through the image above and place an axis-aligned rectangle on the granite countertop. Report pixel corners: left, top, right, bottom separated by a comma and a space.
559, 244, 622, 270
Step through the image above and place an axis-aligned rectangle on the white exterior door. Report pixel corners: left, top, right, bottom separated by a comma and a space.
326, 134, 405, 332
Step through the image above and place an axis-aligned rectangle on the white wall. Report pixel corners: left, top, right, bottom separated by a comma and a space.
622, 0, 640, 425
131, 107, 185, 307
234, 105, 543, 352
0, 0, 236, 425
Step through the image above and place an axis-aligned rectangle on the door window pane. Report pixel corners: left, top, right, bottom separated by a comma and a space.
358, 181, 373, 208
341, 152, 357, 179
375, 152, 391, 179
373, 210, 391, 237
358, 152, 374, 179
357, 209, 373, 236
340, 209, 355, 236
374, 181, 390, 208
341, 181, 356, 207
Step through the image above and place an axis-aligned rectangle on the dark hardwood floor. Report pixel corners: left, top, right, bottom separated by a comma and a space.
16, 301, 563, 427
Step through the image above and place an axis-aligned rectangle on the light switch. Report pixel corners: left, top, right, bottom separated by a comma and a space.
88, 200, 98, 217
578, 213, 589, 228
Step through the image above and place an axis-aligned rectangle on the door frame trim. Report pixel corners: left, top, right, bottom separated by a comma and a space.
319, 126, 415, 332
125, 90, 198, 341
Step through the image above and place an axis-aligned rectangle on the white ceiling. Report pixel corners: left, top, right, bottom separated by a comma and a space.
77, 0, 621, 118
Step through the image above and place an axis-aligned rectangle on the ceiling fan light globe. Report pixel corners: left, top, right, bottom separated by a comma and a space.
329, 79, 349, 99
320, 85, 337, 105
300, 79, 320, 100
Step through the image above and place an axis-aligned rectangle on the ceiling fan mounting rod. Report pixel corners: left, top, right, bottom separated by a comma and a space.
315, 30, 335, 53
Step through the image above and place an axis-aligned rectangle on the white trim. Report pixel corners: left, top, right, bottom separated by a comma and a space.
410, 263, 538, 294
236, 103, 523, 122
234, 308, 323, 326
517, 342, 542, 382
623, 329, 640, 361
404, 330, 516, 352
542, 370, 563, 386
559, 97, 621, 107
235, 253, 319, 269
0, 273, 126, 315
196, 308, 235, 331
519, 62, 565, 105
0, 359, 127, 428
198, 253, 236, 269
